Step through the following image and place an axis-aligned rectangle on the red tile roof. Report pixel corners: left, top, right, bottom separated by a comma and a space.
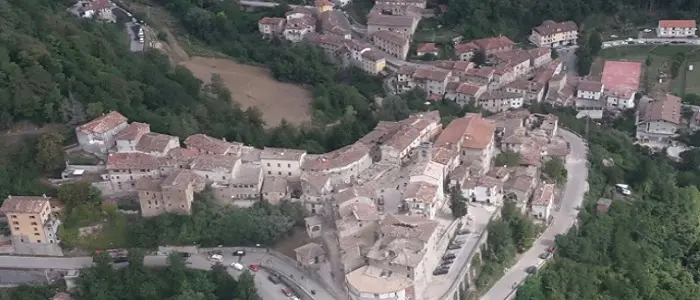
532, 20, 578, 36
640, 94, 682, 124
259, 17, 285, 25
115, 122, 150, 141
106, 152, 161, 170
435, 114, 494, 149
658, 20, 697, 28
454, 42, 478, 54
417, 43, 439, 54
472, 36, 515, 51
77, 111, 127, 134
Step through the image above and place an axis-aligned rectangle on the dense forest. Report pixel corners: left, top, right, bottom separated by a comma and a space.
440, 0, 700, 40
4, 251, 261, 300
513, 105, 700, 299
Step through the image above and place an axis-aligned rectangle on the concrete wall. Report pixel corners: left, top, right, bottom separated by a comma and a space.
11, 237, 63, 256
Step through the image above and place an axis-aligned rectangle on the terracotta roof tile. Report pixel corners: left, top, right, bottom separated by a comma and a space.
106, 152, 161, 170
533, 20, 578, 36
115, 122, 150, 141
659, 20, 697, 28
184, 134, 241, 156
77, 111, 127, 134
1, 195, 50, 214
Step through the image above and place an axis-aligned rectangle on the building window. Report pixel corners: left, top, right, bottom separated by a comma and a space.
288, 172, 292, 176
34, 233, 40, 236
278, 172, 282, 175
50, 240, 54, 243
29, 216, 35, 219
11, 215, 16, 219
31, 222, 37, 226
267, 163, 270, 167
37, 240, 41, 243
12, 221, 18, 225
277, 163, 281, 167
268, 171, 271, 175
34, 227, 38, 231
14, 227, 19, 231
288, 164, 291, 168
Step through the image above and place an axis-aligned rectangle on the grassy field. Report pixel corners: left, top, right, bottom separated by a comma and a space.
596, 45, 700, 95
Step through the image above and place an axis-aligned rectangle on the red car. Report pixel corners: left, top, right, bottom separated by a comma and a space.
547, 246, 556, 253
281, 287, 293, 297
248, 264, 260, 272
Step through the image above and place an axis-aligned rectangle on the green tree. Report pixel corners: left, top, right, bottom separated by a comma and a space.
542, 157, 567, 183
449, 185, 468, 218
494, 151, 522, 167
470, 50, 487, 66
36, 131, 65, 172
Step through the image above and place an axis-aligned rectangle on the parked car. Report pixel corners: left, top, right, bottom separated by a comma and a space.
546, 246, 556, 253
230, 262, 244, 270
456, 228, 471, 235
208, 254, 223, 262
233, 250, 246, 256
447, 244, 462, 250
526, 266, 538, 274
248, 264, 260, 272
433, 267, 449, 275
539, 252, 551, 259
268, 275, 281, 284
440, 259, 454, 266
281, 287, 293, 297
442, 253, 456, 260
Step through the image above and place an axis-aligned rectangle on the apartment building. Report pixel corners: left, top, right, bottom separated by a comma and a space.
371, 30, 410, 60
367, 5, 421, 37
531, 183, 555, 221
284, 8, 316, 42
189, 154, 240, 184
431, 60, 474, 77
345, 214, 439, 300
412, 66, 452, 96
211, 164, 264, 206
320, 10, 352, 39
106, 152, 163, 192
183, 133, 242, 156
477, 91, 524, 112
529, 20, 578, 48
454, 41, 479, 61
260, 147, 307, 181
1, 195, 62, 256
360, 50, 386, 75
472, 36, 515, 56
302, 142, 372, 185
576, 80, 604, 100
635, 94, 682, 143
657, 20, 697, 38
136, 170, 205, 217
505, 80, 546, 104
461, 175, 504, 205
261, 176, 290, 204
75, 111, 128, 156
445, 82, 487, 106
435, 114, 495, 175
115, 122, 150, 152
258, 17, 286, 37
300, 173, 332, 214
463, 67, 494, 85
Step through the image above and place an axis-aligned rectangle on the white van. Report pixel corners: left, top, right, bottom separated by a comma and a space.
231, 262, 244, 270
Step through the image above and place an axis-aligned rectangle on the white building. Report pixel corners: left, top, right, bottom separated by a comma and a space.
531, 183, 555, 221
260, 147, 307, 181
529, 20, 578, 48
576, 80, 604, 100
461, 176, 504, 205
657, 20, 697, 38
75, 111, 128, 156
301, 143, 372, 185
635, 94, 682, 143
189, 154, 240, 184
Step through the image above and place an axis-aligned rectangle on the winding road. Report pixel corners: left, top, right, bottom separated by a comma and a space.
480, 129, 588, 300
0, 249, 334, 300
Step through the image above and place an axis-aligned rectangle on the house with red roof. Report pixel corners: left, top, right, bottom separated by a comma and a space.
75, 111, 128, 156
416, 43, 439, 57
657, 20, 697, 38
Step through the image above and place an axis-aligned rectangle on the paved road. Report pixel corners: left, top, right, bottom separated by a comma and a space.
0, 250, 334, 300
480, 129, 588, 300
602, 37, 700, 48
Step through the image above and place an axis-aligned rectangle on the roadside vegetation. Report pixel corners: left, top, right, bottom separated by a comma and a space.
515, 105, 700, 300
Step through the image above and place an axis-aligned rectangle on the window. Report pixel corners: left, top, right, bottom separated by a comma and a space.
31, 222, 37, 226
288, 172, 292, 176
37, 240, 41, 243
277, 163, 281, 167
34, 227, 38, 231
268, 171, 271, 175
50, 240, 54, 243
267, 163, 270, 167
12, 222, 18, 225
222, 176, 226, 180
29, 216, 35, 219
34, 233, 40, 236
14, 227, 19, 231
11, 215, 16, 219
287, 164, 291, 168
278, 172, 282, 175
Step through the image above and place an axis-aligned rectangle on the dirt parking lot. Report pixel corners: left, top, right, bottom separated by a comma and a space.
182, 57, 312, 127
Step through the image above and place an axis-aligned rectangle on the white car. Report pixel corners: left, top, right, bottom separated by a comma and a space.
230, 262, 244, 270
209, 254, 223, 262
643, 29, 652, 33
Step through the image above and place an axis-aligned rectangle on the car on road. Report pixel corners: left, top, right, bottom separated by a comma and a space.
433, 266, 450, 275
447, 243, 462, 250
456, 228, 471, 235
268, 275, 281, 284
248, 264, 260, 272
230, 262, 244, 270
539, 252, 551, 259
643, 29, 652, 33
233, 250, 246, 256
281, 287, 293, 297
209, 254, 223, 262
440, 259, 454, 266
442, 253, 456, 260
526, 266, 538, 274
